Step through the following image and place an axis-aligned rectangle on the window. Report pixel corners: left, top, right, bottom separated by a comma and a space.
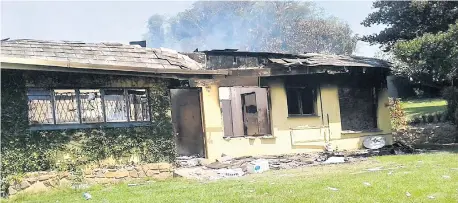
286, 87, 316, 115
338, 87, 377, 131
219, 87, 271, 137
27, 88, 150, 128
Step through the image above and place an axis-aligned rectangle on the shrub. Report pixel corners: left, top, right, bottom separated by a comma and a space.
442, 86, 458, 121
410, 116, 422, 125
388, 98, 407, 130
427, 114, 435, 123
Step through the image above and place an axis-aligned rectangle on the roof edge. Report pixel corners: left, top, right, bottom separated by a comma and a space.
0, 57, 228, 75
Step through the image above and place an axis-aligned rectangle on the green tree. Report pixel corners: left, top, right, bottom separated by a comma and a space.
361, 1, 458, 51
392, 22, 458, 88
145, 1, 357, 55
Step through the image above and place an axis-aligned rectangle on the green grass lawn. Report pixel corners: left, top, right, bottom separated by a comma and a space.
401, 98, 447, 120
9, 152, 458, 203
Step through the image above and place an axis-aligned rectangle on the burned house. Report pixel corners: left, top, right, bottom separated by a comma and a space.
1, 39, 392, 164
182, 50, 392, 160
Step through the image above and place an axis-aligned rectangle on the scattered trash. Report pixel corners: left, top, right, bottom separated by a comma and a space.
323, 157, 345, 164
442, 175, 451, 179
363, 182, 371, 186
388, 171, 393, 175
216, 168, 244, 178
427, 195, 435, 199
176, 156, 201, 168
417, 161, 424, 163
249, 190, 255, 193
406, 192, 411, 197
247, 159, 270, 174
366, 167, 384, 172
127, 183, 138, 187
83, 192, 92, 200
327, 187, 339, 191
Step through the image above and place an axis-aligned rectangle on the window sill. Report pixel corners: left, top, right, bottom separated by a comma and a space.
223, 134, 275, 140
341, 129, 383, 134
287, 114, 320, 118
29, 122, 151, 131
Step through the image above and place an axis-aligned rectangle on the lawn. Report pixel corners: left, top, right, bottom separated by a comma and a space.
8, 152, 458, 203
401, 98, 447, 120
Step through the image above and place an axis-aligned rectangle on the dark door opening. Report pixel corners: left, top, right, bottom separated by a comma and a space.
170, 88, 205, 157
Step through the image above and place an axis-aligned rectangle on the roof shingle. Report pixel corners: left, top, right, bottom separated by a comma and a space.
1, 39, 202, 70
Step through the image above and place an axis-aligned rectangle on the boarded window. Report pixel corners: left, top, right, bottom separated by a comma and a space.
338, 87, 377, 131
219, 87, 270, 136
286, 87, 316, 115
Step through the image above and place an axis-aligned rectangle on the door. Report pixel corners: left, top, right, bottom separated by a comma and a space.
170, 88, 205, 157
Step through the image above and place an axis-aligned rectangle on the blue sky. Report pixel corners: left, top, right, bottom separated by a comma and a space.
1, 1, 384, 57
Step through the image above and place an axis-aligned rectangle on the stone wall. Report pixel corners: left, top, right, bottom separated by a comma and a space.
7, 163, 173, 197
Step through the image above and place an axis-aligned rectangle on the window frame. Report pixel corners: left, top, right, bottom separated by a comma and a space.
285, 86, 318, 116
27, 87, 152, 131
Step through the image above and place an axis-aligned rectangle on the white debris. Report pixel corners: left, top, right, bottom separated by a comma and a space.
388, 171, 393, 175
216, 168, 244, 178
83, 192, 92, 200
323, 157, 345, 164
363, 182, 371, 186
442, 175, 451, 179
247, 159, 270, 174
406, 192, 411, 197
327, 187, 339, 191
427, 195, 435, 199
366, 167, 384, 172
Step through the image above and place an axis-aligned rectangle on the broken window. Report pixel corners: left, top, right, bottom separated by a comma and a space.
286, 87, 316, 115
27, 88, 150, 128
338, 87, 377, 131
219, 87, 270, 137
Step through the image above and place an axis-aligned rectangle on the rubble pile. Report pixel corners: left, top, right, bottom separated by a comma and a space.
174, 141, 418, 180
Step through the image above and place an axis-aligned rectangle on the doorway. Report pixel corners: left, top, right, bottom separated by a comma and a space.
170, 88, 205, 157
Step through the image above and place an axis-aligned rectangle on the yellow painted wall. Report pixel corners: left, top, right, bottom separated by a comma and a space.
196, 78, 392, 161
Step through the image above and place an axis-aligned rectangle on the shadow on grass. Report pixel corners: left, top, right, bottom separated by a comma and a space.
414, 143, 458, 153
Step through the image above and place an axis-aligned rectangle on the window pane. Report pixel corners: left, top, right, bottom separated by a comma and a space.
54, 89, 79, 124
286, 89, 300, 114
128, 89, 150, 121
80, 89, 103, 123
104, 89, 128, 122
300, 88, 315, 114
28, 89, 53, 124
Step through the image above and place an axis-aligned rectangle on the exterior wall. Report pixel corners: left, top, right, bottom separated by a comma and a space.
196, 77, 392, 161
7, 162, 173, 196
1, 69, 176, 187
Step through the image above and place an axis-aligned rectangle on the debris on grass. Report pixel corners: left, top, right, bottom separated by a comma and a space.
442, 175, 451, 179
363, 182, 371, 186
427, 195, 435, 199
406, 192, 411, 197
323, 157, 345, 164
83, 192, 92, 200
388, 171, 394, 175
327, 187, 339, 191
366, 167, 384, 172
